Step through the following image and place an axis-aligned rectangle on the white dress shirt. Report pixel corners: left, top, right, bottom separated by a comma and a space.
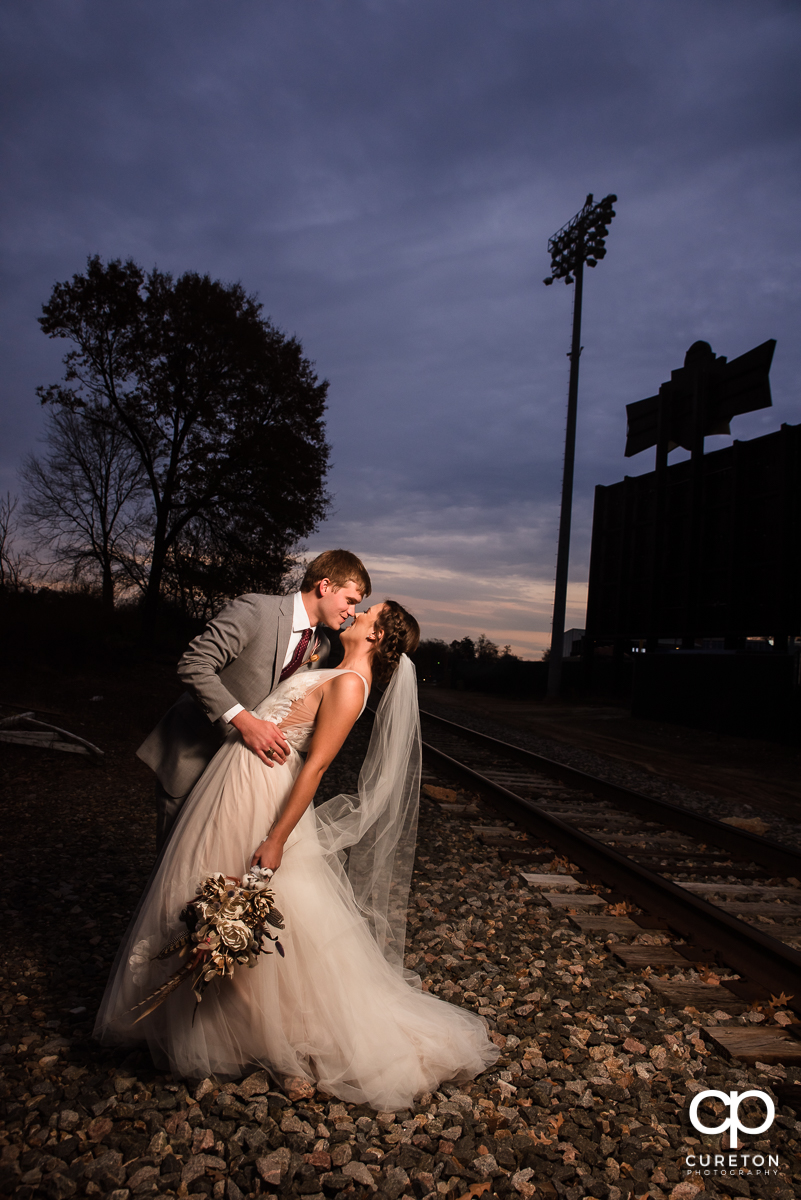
221, 591, 315, 723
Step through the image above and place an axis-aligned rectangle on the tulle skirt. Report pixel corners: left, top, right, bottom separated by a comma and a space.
94, 734, 498, 1109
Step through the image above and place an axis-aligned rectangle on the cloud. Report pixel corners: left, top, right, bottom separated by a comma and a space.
1, 0, 799, 656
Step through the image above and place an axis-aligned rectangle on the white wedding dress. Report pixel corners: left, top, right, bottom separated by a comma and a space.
95, 664, 498, 1110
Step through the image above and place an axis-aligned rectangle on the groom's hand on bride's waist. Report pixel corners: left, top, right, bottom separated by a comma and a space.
230, 711, 290, 767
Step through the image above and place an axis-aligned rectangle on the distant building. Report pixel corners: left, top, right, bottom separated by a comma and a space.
585, 422, 801, 653
583, 417, 800, 743
563, 628, 585, 658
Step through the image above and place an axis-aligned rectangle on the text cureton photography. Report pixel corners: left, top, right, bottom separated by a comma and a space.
684, 1088, 781, 1178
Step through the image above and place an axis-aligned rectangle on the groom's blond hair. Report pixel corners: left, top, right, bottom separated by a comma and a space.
300, 550, 371, 598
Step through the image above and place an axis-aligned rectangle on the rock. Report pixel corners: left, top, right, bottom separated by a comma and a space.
342, 1160, 376, 1188
164, 1111, 191, 1136
225, 1179, 244, 1200
437, 1101, 466, 1119
319, 1172, 349, 1192
147, 1131, 169, 1157
85, 1150, 125, 1190
86, 1116, 114, 1142
255, 1147, 291, 1185
669, 1183, 705, 1200
41, 1173, 77, 1200
192, 1128, 215, 1154
411, 1169, 435, 1195
330, 1143, 352, 1167
281, 1113, 314, 1136
284, 1076, 315, 1101
242, 1128, 270, 1155
126, 1165, 160, 1190
194, 1078, 215, 1102
472, 1155, 502, 1179
235, 1070, 273, 1100
512, 1169, 537, 1200
381, 1165, 410, 1198
181, 1155, 227, 1184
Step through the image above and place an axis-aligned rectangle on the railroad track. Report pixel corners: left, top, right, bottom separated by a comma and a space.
411, 704, 801, 1038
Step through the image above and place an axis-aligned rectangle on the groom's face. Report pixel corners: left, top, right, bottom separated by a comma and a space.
318, 578, 364, 629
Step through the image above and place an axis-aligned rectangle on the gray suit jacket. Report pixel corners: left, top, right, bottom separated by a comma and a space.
136, 592, 330, 797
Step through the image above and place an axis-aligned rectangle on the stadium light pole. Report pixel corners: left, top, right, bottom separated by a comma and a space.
544, 193, 617, 698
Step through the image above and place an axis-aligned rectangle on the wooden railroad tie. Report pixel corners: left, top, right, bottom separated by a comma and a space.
701, 1025, 801, 1066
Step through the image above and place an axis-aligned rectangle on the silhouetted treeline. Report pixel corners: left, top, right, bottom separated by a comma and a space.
411, 635, 536, 693
411, 634, 641, 699
0, 586, 206, 671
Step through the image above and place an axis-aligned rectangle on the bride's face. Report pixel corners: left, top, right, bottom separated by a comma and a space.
341, 603, 386, 649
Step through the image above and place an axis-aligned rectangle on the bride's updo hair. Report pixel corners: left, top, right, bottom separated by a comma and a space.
372, 600, 420, 685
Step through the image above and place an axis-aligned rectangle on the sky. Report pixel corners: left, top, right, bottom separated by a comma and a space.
1, 0, 799, 658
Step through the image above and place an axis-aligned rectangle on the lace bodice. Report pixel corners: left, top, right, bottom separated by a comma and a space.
251, 669, 369, 753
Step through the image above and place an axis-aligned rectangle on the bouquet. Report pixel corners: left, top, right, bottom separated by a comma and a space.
130, 867, 284, 1021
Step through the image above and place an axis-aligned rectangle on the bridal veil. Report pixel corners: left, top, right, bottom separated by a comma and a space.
314, 653, 422, 974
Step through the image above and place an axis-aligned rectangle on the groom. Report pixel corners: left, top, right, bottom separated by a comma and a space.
137, 549, 372, 849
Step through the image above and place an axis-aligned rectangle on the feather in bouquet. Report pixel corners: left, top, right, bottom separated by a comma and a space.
129, 867, 284, 1022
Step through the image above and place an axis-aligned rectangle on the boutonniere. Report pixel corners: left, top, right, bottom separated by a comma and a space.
300, 634, 321, 668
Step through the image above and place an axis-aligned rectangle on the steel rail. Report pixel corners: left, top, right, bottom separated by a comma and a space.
420, 737, 801, 1006
418, 705, 801, 877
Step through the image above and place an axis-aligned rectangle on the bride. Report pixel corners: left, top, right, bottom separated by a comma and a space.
95, 600, 499, 1109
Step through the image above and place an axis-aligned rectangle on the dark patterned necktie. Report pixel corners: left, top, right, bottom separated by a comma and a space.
280, 628, 313, 682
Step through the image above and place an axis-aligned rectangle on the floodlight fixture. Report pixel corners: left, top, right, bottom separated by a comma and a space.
544, 193, 617, 285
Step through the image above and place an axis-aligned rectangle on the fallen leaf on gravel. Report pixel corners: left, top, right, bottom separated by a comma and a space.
769, 990, 795, 1009
422, 785, 459, 803
454, 1183, 491, 1200
720, 816, 769, 835
529, 1132, 553, 1145
547, 1112, 565, 1136
697, 969, 721, 985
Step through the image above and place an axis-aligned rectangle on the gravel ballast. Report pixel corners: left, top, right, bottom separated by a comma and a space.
3, 696, 801, 1200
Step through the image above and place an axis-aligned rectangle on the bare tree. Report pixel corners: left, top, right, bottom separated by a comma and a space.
0, 493, 31, 591
21, 409, 149, 614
